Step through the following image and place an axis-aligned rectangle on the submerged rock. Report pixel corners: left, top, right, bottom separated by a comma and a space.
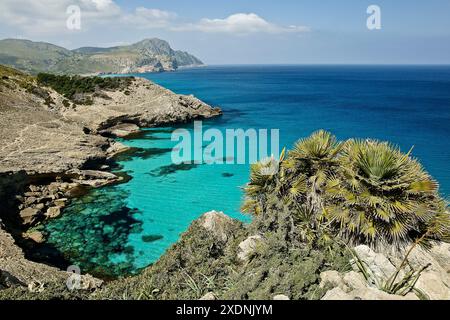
142, 235, 164, 243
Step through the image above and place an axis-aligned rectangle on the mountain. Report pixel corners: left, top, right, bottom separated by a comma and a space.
0, 38, 204, 75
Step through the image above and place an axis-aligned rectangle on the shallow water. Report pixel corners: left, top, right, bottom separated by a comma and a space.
44, 65, 450, 277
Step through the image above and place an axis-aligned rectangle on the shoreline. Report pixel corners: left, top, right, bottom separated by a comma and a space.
0, 65, 222, 286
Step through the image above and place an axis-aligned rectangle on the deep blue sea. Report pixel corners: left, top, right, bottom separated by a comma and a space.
43, 65, 450, 277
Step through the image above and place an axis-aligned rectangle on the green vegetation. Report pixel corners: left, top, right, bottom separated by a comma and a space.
243, 130, 450, 249
0, 38, 203, 75
36, 73, 134, 104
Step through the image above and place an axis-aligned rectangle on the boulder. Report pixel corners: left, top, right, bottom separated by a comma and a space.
320, 270, 348, 290
353, 245, 398, 280
237, 235, 262, 262
273, 294, 290, 300
322, 287, 354, 300
321, 244, 450, 300
25, 231, 45, 244
198, 211, 234, 242
45, 207, 61, 219
19, 207, 41, 225
199, 292, 216, 300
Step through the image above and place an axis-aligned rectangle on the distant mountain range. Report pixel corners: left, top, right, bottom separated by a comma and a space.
0, 38, 204, 75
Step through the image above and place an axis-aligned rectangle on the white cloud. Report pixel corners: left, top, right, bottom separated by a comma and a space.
0, 0, 121, 34
122, 7, 178, 29
175, 13, 310, 34
0, 1, 309, 37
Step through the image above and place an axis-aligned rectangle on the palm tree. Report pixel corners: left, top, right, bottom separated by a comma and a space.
241, 156, 280, 216
242, 130, 450, 249
323, 139, 448, 248
279, 130, 342, 225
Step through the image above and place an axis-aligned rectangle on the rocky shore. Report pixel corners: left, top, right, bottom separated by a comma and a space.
0, 64, 221, 291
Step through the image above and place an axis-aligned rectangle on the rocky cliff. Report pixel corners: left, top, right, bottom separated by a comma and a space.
0, 38, 204, 75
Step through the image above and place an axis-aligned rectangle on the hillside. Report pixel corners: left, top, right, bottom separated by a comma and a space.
0, 38, 204, 75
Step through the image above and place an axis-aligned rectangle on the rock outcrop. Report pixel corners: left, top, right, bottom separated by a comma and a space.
320, 244, 450, 300
198, 211, 237, 243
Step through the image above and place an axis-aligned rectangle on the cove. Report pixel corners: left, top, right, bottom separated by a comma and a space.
42, 65, 450, 278
42, 125, 250, 278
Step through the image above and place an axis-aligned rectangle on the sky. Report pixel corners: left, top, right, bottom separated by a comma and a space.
1, 0, 450, 64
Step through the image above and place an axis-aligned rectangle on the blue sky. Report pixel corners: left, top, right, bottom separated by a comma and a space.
1, 0, 450, 64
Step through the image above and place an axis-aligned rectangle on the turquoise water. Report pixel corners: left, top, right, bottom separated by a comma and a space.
44, 65, 450, 277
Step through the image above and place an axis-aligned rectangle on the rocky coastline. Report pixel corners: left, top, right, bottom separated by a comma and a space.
0, 64, 221, 291
1, 64, 449, 301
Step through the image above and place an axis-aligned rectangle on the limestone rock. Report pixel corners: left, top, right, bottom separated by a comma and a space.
273, 294, 290, 300
19, 207, 41, 226
199, 292, 216, 300
100, 123, 140, 138
320, 271, 419, 300
414, 271, 450, 300
198, 211, 234, 242
106, 141, 130, 158
322, 244, 450, 300
45, 207, 61, 219
353, 245, 397, 280
25, 231, 45, 243
322, 287, 354, 300
237, 235, 262, 262
320, 270, 347, 290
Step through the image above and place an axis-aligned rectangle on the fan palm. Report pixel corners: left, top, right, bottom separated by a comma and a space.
241, 156, 280, 216
279, 130, 343, 223
242, 130, 450, 249
324, 139, 447, 248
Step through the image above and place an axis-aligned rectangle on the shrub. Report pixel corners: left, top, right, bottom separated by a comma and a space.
36, 73, 134, 104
